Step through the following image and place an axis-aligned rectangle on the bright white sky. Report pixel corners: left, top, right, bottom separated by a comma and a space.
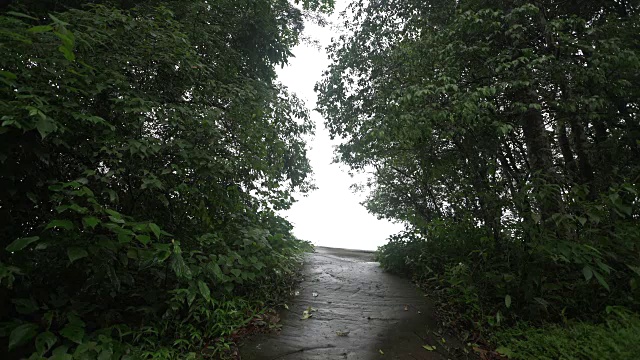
277, 1, 404, 251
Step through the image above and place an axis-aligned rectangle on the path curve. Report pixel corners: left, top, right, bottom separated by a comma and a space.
240, 247, 468, 360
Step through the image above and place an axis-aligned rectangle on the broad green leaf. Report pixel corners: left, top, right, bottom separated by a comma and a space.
9, 323, 38, 351
35, 117, 56, 138
149, 223, 161, 239
109, 216, 125, 224
197, 280, 211, 301
230, 268, 242, 277
60, 324, 84, 344
51, 345, 71, 359
12, 298, 39, 314
6, 236, 40, 252
136, 234, 151, 245
170, 253, 192, 279
82, 216, 100, 229
422, 345, 436, 351
105, 209, 121, 217
210, 263, 224, 280
582, 266, 593, 282
67, 247, 88, 264
35, 331, 57, 355
46, 219, 74, 230
505, 294, 512, 308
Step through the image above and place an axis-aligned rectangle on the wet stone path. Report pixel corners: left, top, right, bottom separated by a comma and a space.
240, 247, 468, 360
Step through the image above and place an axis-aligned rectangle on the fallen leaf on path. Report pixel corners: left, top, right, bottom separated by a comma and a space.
379, 349, 384, 355
312, 292, 318, 297
300, 306, 317, 320
283, 304, 289, 309
404, 305, 409, 311
423, 345, 436, 351
301, 306, 313, 320
336, 330, 350, 336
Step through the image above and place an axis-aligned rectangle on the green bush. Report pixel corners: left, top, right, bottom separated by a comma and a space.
493, 309, 640, 360
0, 1, 328, 358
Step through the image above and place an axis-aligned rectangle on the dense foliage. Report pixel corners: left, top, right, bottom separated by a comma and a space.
318, 0, 640, 357
0, 0, 331, 358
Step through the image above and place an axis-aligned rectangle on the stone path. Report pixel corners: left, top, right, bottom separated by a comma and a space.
240, 247, 469, 360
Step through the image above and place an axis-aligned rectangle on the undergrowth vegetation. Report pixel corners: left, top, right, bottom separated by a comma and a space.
0, 0, 331, 358
318, 0, 640, 358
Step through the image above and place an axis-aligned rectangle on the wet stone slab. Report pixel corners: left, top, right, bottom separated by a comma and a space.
240, 247, 469, 360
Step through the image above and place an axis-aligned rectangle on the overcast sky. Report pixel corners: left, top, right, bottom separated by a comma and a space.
276, 1, 404, 251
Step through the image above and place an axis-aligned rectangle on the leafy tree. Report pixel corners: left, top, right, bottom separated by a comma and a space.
318, 0, 639, 355
0, 0, 332, 358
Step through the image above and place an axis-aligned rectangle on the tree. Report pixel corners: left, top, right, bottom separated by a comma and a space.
318, 0, 639, 328
0, 0, 332, 357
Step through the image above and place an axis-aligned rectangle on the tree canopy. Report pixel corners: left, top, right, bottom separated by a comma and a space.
0, 0, 332, 358
318, 0, 640, 356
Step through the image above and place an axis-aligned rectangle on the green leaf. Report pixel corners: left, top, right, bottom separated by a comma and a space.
505, 294, 512, 308
136, 234, 151, 245
9, 323, 38, 351
627, 265, 640, 277
98, 348, 113, 360
170, 253, 192, 279
593, 270, 610, 291
197, 280, 211, 301
6, 11, 39, 20
531, 213, 541, 224
60, 324, 84, 344
6, 236, 40, 252
67, 247, 88, 264
35, 331, 57, 355
54, 31, 74, 48
105, 209, 121, 217
108, 215, 125, 224
46, 219, 74, 230
422, 345, 436, 351
50, 345, 71, 359
57, 45, 75, 61
583, 266, 593, 282
28, 25, 54, 33
35, 117, 57, 138
230, 268, 242, 277
0, 70, 17, 80
210, 263, 224, 280
82, 216, 100, 229
496, 346, 515, 357
149, 223, 161, 239
12, 298, 39, 314
48, 13, 70, 26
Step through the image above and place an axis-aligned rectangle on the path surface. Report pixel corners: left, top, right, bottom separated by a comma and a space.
240, 247, 469, 360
